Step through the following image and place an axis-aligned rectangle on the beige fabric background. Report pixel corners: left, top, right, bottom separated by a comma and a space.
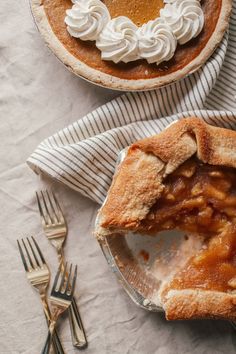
1, 1, 236, 353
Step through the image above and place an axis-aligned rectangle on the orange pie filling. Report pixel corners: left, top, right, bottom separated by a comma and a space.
42, 0, 221, 80
142, 158, 236, 293
103, 0, 164, 26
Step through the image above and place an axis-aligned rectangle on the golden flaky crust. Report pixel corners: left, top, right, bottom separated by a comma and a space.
96, 117, 236, 321
96, 117, 236, 237
162, 289, 236, 320
30, 0, 232, 91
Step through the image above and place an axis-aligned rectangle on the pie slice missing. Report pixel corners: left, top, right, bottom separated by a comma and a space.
95, 117, 236, 320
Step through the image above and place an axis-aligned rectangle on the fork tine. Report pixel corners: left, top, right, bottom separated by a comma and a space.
17, 239, 29, 271
41, 190, 53, 225
51, 190, 65, 222
36, 191, 47, 226
59, 262, 67, 292
46, 189, 59, 223
31, 236, 46, 265
65, 263, 72, 294
68, 264, 77, 296
27, 237, 40, 267
52, 263, 62, 291
22, 238, 34, 269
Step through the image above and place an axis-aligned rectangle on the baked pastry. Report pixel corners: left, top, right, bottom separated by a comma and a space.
31, 0, 232, 90
96, 118, 236, 320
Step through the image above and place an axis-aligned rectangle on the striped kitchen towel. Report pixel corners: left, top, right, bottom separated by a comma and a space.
27, 2, 236, 205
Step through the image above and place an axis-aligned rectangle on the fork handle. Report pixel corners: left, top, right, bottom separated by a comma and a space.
230, 321, 236, 330
41, 330, 52, 354
41, 319, 58, 354
52, 329, 65, 354
41, 296, 65, 354
68, 297, 87, 348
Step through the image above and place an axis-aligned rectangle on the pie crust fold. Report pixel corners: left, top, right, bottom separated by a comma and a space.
95, 117, 236, 321
97, 117, 236, 236
163, 289, 236, 320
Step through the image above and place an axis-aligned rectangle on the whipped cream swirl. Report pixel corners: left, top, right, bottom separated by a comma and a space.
160, 0, 204, 45
65, 0, 205, 64
96, 17, 139, 63
137, 19, 177, 65
65, 0, 110, 41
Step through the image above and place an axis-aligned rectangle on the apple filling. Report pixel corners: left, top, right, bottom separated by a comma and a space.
142, 158, 236, 292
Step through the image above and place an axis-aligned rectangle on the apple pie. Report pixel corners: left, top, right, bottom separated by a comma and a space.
95, 117, 236, 320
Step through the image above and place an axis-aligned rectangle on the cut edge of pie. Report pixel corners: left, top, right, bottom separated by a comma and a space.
95, 117, 236, 320
30, 0, 232, 91
96, 117, 236, 237
161, 288, 236, 320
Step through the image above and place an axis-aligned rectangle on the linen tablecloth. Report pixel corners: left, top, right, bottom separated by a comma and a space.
1, 0, 236, 353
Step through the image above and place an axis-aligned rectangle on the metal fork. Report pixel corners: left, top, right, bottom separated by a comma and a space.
230, 321, 236, 330
17, 236, 65, 354
36, 190, 87, 349
42, 263, 77, 354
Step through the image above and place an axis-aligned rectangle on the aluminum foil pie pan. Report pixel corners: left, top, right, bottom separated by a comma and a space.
96, 148, 203, 312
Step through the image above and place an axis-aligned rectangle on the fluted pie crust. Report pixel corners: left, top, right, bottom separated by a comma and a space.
31, 0, 232, 90
96, 118, 236, 320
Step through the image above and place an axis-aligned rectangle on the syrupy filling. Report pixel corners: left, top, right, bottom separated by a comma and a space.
142, 158, 236, 292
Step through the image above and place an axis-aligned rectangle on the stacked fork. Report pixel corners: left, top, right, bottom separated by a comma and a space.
36, 190, 87, 349
17, 189, 87, 353
42, 262, 77, 354
17, 237, 65, 354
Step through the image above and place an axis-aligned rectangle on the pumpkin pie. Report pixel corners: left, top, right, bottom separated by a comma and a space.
96, 118, 236, 320
31, 0, 231, 90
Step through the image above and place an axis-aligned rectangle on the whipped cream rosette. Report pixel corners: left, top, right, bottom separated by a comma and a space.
65, 0, 205, 64
137, 19, 177, 65
160, 0, 204, 44
96, 17, 139, 63
65, 0, 110, 40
